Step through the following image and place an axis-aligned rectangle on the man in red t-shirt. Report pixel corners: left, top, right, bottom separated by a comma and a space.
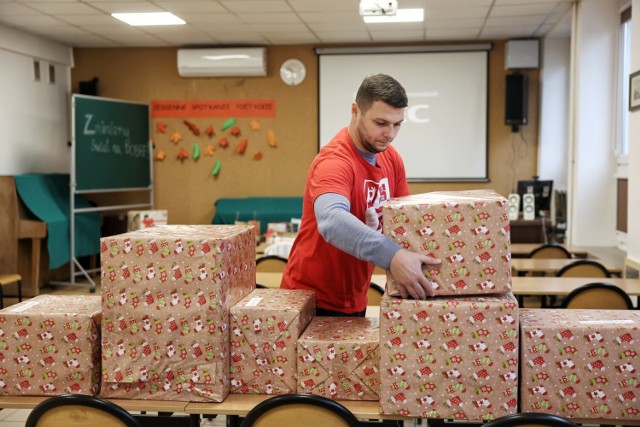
281, 74, 442, 316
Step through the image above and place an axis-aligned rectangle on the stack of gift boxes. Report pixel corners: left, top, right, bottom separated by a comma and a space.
1, 198, 639, 423
379, 190, 519, 421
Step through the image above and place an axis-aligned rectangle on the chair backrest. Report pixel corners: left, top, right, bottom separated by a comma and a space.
528, 244, 572, 259
555, 259, 611, 278
561, 282, 634, 309
25, 394, 141, 427
255, 255, 288, 273
367, 282, 385, 306
240, 393, 360, 427
482, 412, 580, 427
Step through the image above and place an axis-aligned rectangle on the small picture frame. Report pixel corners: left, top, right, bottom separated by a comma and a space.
630, 70, 640, 112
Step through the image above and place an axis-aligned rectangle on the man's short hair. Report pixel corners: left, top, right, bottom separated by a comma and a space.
355, 73, 408, 112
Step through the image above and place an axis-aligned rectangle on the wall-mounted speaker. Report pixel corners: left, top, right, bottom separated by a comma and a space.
507, 193, 520, 221
522, 193, 536, 221
79, 77, 99, 96
505, 73, 528, 129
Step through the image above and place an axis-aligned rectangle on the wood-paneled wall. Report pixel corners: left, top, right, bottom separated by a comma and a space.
71, 41, 538, 226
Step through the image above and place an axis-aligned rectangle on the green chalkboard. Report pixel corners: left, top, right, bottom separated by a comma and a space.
73, 95, 151, 191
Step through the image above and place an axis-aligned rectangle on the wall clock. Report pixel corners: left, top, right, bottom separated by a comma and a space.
280, 58, 306, 86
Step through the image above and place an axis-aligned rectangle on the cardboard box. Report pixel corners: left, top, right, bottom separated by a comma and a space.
0, 295, 101, 396
297, 317, 380, 401
229, 288, 315, 395
379, 292, 519, 420
99, 225, 255, 402
382, 190, 511, 296
521, 309, 640, 420
127, 210, 168, 231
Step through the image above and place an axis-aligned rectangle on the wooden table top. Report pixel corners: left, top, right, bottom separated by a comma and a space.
511, 276, 640, 296
0, 395, 189, 413
510, 243, 589, 257
510, 257, 622, 275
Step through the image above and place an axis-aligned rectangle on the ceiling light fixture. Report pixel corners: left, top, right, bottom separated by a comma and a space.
112, 12, 185, 26
363, 8, 424, 23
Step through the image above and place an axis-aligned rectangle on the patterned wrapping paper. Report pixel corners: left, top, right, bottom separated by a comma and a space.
229, 288, 315, 395
379, 292, 519, 420
297, 317, 380, 401
0, 295, 102, 396
520, 309, 640, 420
382, 190, 511, 296
99, 224, 255, 402
127, 210, 168, 231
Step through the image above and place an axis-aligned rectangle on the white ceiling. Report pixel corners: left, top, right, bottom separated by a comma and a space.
0, 0, 573, 48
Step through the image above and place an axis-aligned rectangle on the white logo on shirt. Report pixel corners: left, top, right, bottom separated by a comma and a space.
364, 178, 389, 231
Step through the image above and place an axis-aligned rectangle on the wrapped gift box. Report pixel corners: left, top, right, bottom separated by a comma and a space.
0, 295, 101, 396
127, 210, 168, 231
229, 288, 315, 395
382, 190, 511, 296
99, 225, 255, 402
297, 317, 380, 401
379, 292, 519, 420
521, 309, 640, 420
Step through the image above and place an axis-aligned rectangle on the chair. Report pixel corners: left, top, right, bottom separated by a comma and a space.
240, 393, 360, 427
255, 255, 288, 273
482, 412, 580, 427
0, 273, 23, 309
256, 283, 268, 289
25, 394, 141, 427
367, 282, 385, 306
556, 259, 611, 278
561, 282, 634, 309
528, 244, 572, 259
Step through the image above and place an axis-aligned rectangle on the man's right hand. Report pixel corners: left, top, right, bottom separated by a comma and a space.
389, 249, 442, 300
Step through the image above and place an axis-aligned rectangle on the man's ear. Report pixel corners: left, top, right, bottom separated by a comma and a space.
351, 102, 360, 117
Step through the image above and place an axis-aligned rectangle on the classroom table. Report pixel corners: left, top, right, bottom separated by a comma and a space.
510, 257, 622, 276
509, 243, 589, 258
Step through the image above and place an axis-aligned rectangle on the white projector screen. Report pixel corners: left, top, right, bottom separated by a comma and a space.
318, 48, 489, 181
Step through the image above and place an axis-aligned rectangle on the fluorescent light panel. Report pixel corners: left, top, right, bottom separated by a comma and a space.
363, 8, 424, 23
112, 12, 185, 26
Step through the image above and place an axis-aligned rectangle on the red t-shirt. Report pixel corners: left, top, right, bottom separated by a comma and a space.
281, 127, 410, 313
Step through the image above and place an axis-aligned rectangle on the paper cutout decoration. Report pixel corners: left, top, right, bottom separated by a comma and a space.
250, 120, 261, 130
155, 150, 166, 160
218, 138, 229, 148
170, 132, 182, 144
177, 148, 189, 160
230, 126, 241, 136
184, 120, 200, 136
212, 159, 221, 176
203, 145, 215, 156
253, 152, 263, 161
221, 118, 236, 131
267, 129, 277, 147
156, 122, 168, 134
192, 143, 200, 160
205, 125, 215, 137
235, 139, 248, 154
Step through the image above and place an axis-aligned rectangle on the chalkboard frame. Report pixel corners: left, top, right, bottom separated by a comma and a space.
72, 94, 152, 192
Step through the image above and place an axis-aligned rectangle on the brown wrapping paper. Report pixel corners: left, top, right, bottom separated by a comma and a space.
521, 309, 640, 420
0, 295, 101, 396
297, 317, 380, 401
99, 225, 255, 402
230, 288, 315, 394
379, 292, 519, 420
382, 190, 511, 296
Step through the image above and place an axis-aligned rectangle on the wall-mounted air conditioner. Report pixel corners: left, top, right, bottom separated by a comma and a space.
177, 47, 267, 77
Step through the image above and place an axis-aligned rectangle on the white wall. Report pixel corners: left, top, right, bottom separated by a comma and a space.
0, 24, 73, 175
538, 37, 570, 190
627, 0, 640, 265
567, 0, 619, 246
